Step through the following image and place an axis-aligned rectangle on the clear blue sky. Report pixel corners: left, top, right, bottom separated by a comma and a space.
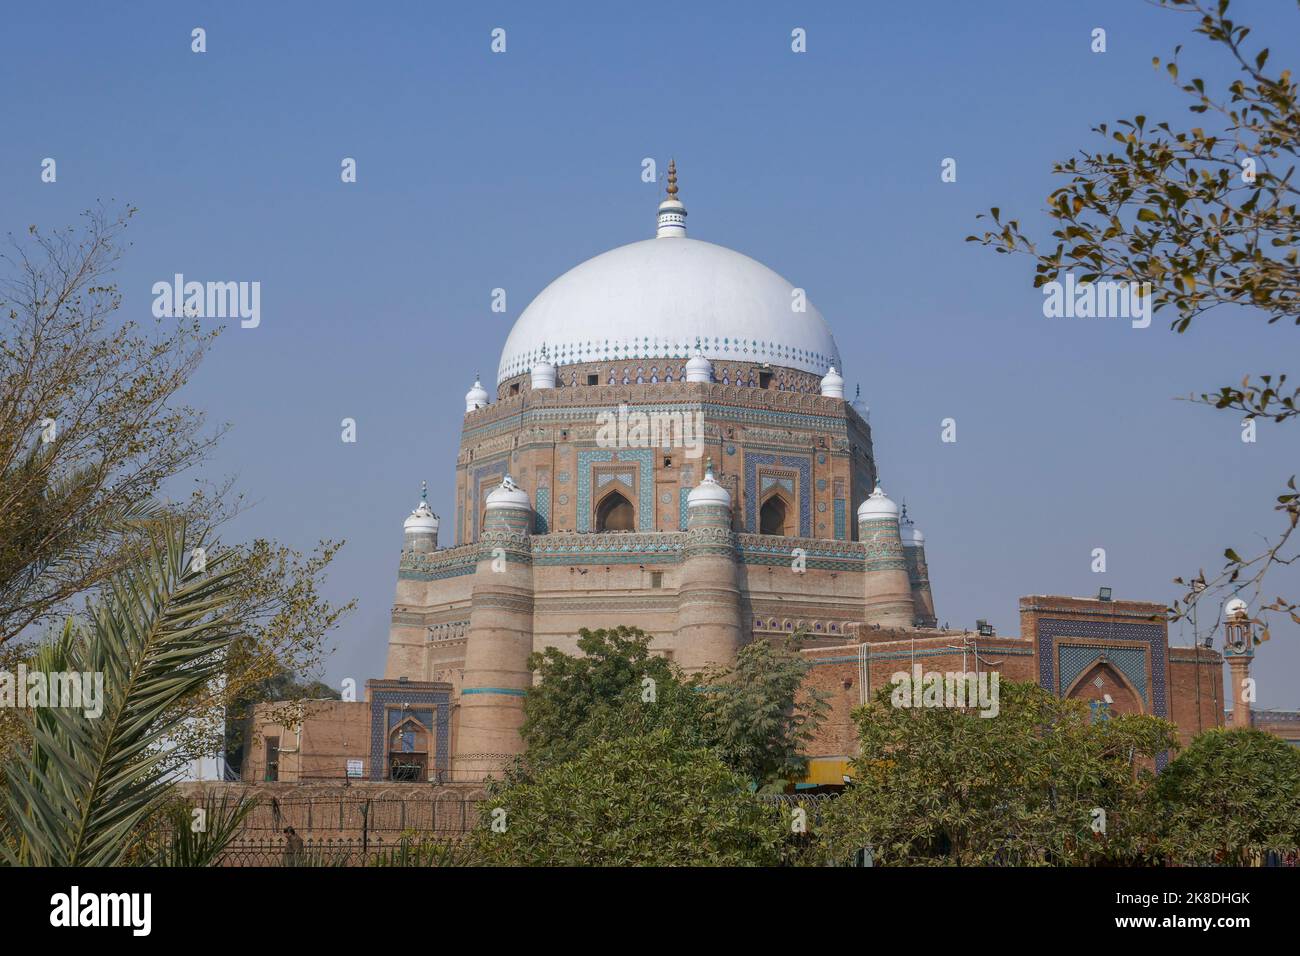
3, 1, 1296, 708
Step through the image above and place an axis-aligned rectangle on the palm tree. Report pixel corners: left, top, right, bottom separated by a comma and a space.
1, 518, 255, 866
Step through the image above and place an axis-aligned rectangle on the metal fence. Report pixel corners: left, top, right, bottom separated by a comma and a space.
211, 836, 473, 867
243, 795, 484, 836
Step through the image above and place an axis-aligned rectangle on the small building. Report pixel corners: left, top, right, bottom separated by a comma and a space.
242, 679, 452, 784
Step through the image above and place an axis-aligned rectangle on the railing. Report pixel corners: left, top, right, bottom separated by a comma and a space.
243, 795, 484, 835
210, 836, 472, 867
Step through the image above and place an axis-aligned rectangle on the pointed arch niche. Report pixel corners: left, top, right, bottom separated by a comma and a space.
595, 489, 635, 532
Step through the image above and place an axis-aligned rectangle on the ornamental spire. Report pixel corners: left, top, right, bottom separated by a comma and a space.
656, 158, 688, 238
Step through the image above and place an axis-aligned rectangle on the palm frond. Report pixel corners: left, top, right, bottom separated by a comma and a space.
145, 792, 257, 867
1, 517, 244, 866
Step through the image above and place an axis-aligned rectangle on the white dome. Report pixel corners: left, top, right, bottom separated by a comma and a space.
685, 351, 713, 383
1224, 597, 1248, 619
497, 237, 841, 384
465, 378, 489, 413
531, 356, 556, 390
404, 500, 439, 535
485, 474, 530, 511
687, 462, 732, 509
820, 366, 844, 398
857, 484, 899, 522
900, 507, 924, 548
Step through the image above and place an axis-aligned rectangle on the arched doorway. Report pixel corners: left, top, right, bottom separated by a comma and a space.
760, 495, 789, 536
387, 718, 429, 782
1065, 661, 1144, 717
596, 491, 635, 532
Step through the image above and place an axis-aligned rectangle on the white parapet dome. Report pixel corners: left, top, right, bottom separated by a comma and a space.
820, 365, 845, 398
900, 506, 924, 548
687, 461, 732, 509
857, 484, 900, 523
485, 474, 531, 511
404, 501, 439, 536
530, 355, 557, 390
684, 351, 713, 383
465, 377, 490, 413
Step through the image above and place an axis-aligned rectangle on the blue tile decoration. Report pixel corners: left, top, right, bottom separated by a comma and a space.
470, 459, 508, 542
577, 449, 653, 531
745, 452, 811, 536
369, 686, 451, 780
533, 532, 685, 565
498, 337, 839, 381
679, 487, 692, 530
1057, 644, 1149, 704
534, 486, 550, 534
761, 474, 795, 495
833, 498, 846, 540
1037, 617, 1168, 770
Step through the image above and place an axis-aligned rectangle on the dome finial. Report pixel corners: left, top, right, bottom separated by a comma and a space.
656, 158, 688, 238
420, 479, 428, 502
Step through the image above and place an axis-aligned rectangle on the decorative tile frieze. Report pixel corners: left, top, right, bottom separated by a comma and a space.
745, 452, 811, 535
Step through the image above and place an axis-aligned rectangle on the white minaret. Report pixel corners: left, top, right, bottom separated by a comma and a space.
656, 158, 688, 238
685, 350, 712, 383
851, 383, 870, 422
465, 375, 490, 413
530, 345, 556, 390
858, 484, 917, 628
403, 481, 439, 554
820, 366, 845, 398
899, 503, 936, 627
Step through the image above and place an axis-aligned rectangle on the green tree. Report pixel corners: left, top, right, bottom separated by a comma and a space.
520, 625, 709, 771
967, 0, 1299, 633
1146, 727, 1300, 864
520, 626, 826, 790
0, 206, 353, 771
471, 729, 784, 866
819, 682, 1179, 866
702, 634, 829, 791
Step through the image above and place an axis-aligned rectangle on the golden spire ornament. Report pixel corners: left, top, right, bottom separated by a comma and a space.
656, 158, 687, 238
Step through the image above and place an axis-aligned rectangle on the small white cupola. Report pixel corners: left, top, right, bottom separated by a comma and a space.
685, 350, 713, 383
899, 503, 924, 548
530, 344, 556, 390
485, 473, 531, 511
687, 459, 732, 509
820, 365, 845, 398
851, 383, 870, 422
465, 375, 490, 413
403, 481, 439, 552
857, 483, 900, 523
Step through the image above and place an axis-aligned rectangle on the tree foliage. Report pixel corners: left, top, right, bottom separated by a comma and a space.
701, 635, 829, 791
967, 0, 1299, 631
520, 625, 824, 790
471, 729, 784, 866
0, 206, 352, 769
0, 206, 217, 644
818, 682, 1179, 866
1146, 727, 1300, 863
520, 625, 710, 770
1, 518, 253, 866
